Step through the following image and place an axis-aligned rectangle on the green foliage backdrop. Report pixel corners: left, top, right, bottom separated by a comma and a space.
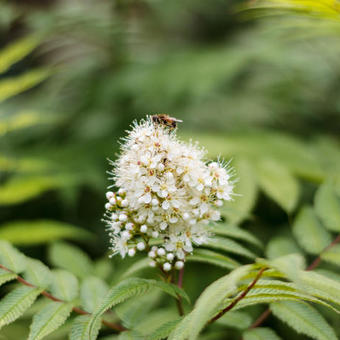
0, 0, 340, 339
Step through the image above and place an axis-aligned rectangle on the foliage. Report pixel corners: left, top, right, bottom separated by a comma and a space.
1, 0, 340, 339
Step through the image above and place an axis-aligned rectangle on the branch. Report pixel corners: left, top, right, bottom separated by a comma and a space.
209, 267, 267, 324
248, 232, 340, 330
0, 264, 126, 332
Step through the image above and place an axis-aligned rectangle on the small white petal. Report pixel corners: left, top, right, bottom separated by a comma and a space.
157, 163, 165, 171
140, 225, 148, 233
128, 248, 136, 257
175, 261, 184, 270
149, 260, 156, 267
151, 198, 159, 206
105, 203, 111, 210
163, 262, 172, 271
160, 222, 168, 230
109, 197, 116, 205
121, 199, 128, 207
157, 248, 166, 256
152, 231, 159, 238
137, 242, 145, 251
119, 214, 128, 222
148, 251, 156, 258
166, 253, 174, 261
162, 201, 170, 210
106, 191, 114, 199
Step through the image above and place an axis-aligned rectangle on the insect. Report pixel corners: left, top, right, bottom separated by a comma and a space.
151, 114, 183, 130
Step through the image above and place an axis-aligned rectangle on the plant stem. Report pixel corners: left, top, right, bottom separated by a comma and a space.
176, 268, 185, 316
248, 232, 340, 330
0, 264, 126, 332
209, 267, 267, 324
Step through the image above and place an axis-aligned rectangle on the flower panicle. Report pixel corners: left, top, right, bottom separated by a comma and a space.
103, 115, 234, 271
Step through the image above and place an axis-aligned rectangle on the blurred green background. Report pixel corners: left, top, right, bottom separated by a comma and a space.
1, 0, 340, 338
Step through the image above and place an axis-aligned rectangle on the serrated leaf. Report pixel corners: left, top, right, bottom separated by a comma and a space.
222, 158, 258, 224
70, 315, 101, 340
292, 206, 331, 254
187, 249, 240, 269
205, 236, 257, 259
271, 301, 337, 340
183, 265, 251, 340
0, 35, 39, 74
148, 318, 182, 340
255, 159, 299, 213
134, 309, 178, 336
266, 235, 302, 259
50, 270, 78, 302
0, 240, 26, 273
0, 268, 17, 287
0, 286, 42, 329
28, 301, 73, 340
298, 271, 340, 306
208, 224, 262, 248
49, 242, 94, 279
116, 290, 162, 328
243, 327, 282, 340
0, 69, 49, 103
0, 220, 92, 245
89, 278, 189, 339
321, 244, 340, 266
23, 258, 52, 288
81, 277, 109, 313
315, 181, 340, 232
215, 310, 252, 330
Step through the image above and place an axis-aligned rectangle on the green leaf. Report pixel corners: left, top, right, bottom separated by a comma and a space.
179, 265, 252, 340
187, 249, 240, 270
49, 242, 94, 279
0, 268, 17, 287
80, 277, 109, 313
271, 301, 337, 340
205, 236, 257, 259
50, 270, 78, 302
134, 309, 179, 337
28, 301, 73, 340
222, 158, 258, 224
243, 327, 282, 340
116, 290, 162, 328
0, 240, 26, 273
266, 235, 302, 259
208, 223, 262, 248
215, 310, 252, 330
292, 206, 331, 254
0, 175, 67, 205
321, 244, 340, 266
298, 271, 340, 306
89, 278, 189, 339
315, 181, 340, 232
148, 318, 182, 340
70, 315, 101, 340
0, 220, 92, 245
255, 160, 299, 213
23, 258, 52, 288
0, 35, 39, 74
0, 286, 42, 329
0, 69, 49, 103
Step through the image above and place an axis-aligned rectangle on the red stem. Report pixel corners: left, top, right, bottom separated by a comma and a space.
0, 264, 126, 332
209, 267, 267, 324
248, 233, 340, 330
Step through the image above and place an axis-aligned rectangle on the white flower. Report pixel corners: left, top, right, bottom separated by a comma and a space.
104, 116, 234, 267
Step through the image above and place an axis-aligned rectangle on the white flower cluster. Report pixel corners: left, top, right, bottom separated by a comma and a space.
104, 116, 234, 272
